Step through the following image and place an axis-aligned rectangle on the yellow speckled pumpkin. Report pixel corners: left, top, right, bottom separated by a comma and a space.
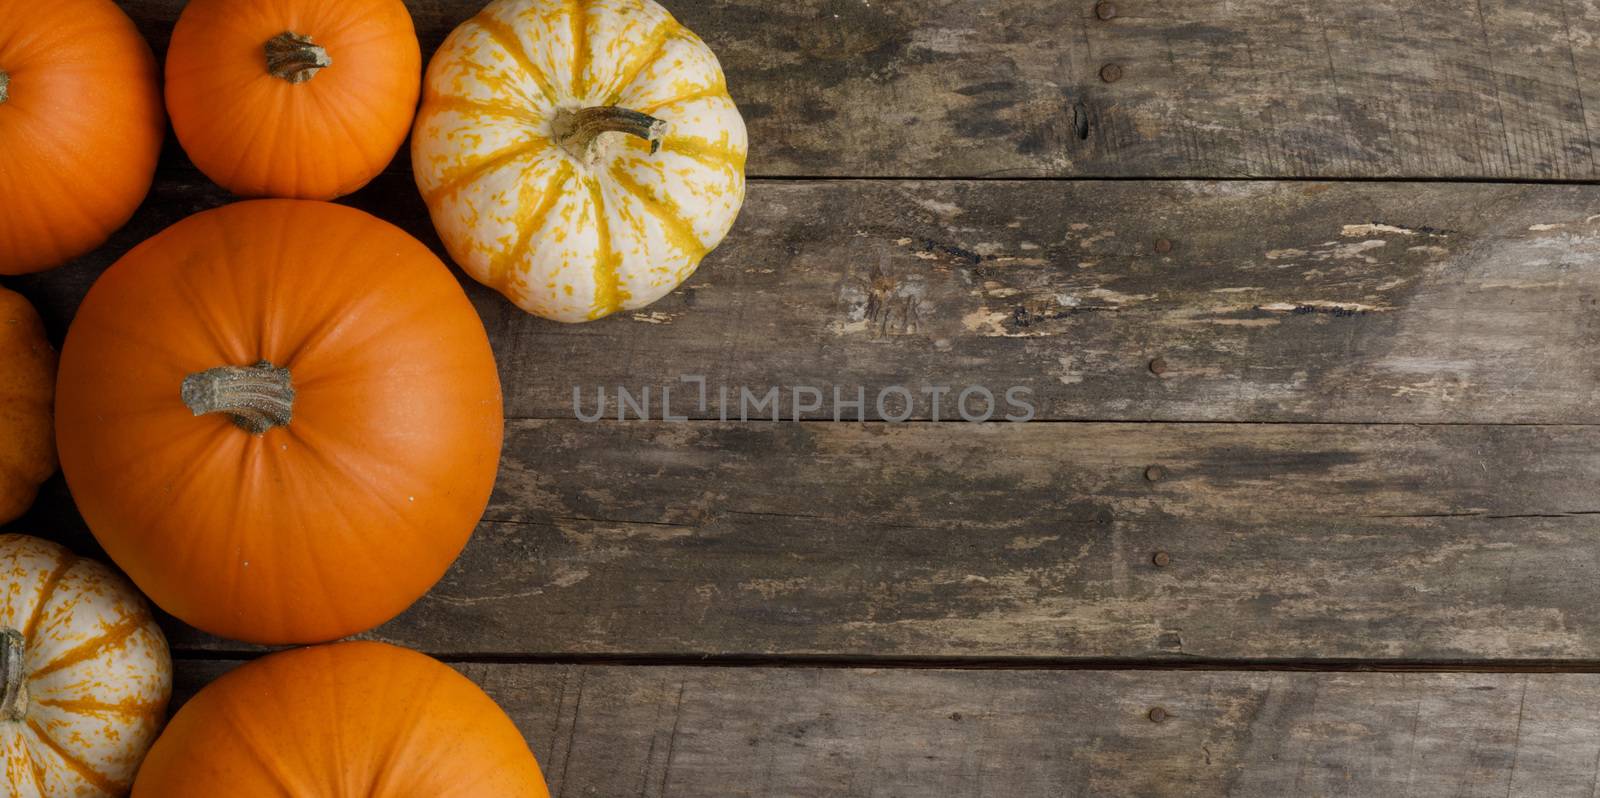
0, 534, 171, 797
413, 0, 747, 322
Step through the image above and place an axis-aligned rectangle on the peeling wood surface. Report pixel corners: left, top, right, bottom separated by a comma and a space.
118, 0, 1600, 179
16, 174, 1600, 423
173, 662, 1600, 798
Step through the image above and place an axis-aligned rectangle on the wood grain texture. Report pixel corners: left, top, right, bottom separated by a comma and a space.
119, 0, 1600, 179
13, 174, 1600, 424
13, 2, 1592, 786
91, 420, 1588, 660
173, 661, 1600, 797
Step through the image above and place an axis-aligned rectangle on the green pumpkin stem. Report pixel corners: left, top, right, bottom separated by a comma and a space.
553, 106, 669, 160
182, 361, 296, 435
1, 629, 26, 722
0, 71, 10, 105
266, 32, 331, 84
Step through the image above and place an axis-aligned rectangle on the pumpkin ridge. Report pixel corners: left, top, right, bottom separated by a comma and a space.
422, 139, 547, 207
268, 293, 429, 378
636, 79, 729, 115
260, 230, 422, 370
605, 162, 708, 259
34, 696, 165, 719
582, 175, 625, 316
208, 663, 320, 793
306, 85, 391, 183
629, 132, 746, 172
568, 0, 589, 97
286, 422, 463, 567
426, 95, 547, 127
170, 240, 256, 359
469, 13, 559, 105
268, 439, 380, 637
8, 137, 110, 231
29, 612, 149, 680
24, 717, 126, 794
362, 659, 450, 794
603, 20, 677, 105
20, 554, 76, 644
26, 745, 48, 796
210, 72, 294, 191
495, 161, 577, 295
70, 422, 223, 532
303, 8, 411, 52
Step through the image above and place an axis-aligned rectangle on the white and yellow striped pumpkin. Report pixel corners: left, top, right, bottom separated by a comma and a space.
1, 535, 170, 797
413, 0, 748, 323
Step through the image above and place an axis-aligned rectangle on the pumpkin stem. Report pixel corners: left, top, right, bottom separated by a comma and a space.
182, 361, 296, 435
553, 106, 670, 160
0, 71, 9, 105
265, 32, 331, 84
1, 629, 26, 722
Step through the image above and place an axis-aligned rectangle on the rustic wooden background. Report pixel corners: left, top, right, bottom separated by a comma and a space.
7, 0, 1600, 794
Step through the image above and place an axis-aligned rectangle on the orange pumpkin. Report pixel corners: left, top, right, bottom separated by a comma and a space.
132, 642, 549, 797
56, 200, 503, 645
0, 0, 163, 275
164, 0, 422, 199
0, 287, 56, 525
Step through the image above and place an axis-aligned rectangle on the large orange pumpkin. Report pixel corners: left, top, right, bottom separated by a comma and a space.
164, 0, 422, 199
131, 642, 549, 797
56, 200, 503, 645
0, 0, 163, 275
0, 288, 55, 525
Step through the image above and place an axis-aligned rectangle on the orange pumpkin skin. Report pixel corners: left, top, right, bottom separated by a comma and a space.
0, 0, 163, 275
0, 288, 56, 524
165, 0, 421, 200
56, 200, 503, 645
132, 642, 549, 797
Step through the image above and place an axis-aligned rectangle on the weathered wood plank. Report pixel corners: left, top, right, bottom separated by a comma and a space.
172, 662, 1600, 797
118, 0, 1600, 179
479, 179, 1600, 423
12, 175, 1600, 424
88, 420, 1591, 660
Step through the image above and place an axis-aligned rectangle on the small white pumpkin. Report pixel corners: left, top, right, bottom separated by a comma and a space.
413, 0, 748, 322
0, 534, 171, 797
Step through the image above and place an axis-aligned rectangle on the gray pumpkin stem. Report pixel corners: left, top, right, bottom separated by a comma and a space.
182, 361, 295, 435
266, 32, 331, 84
1, 629, 27, 722
553, 105, 670, 159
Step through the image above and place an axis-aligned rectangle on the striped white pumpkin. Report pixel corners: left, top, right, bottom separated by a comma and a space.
0, 535, 170, 797
413, 0, 748, 323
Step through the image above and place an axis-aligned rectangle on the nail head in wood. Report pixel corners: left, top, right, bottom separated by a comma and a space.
1152, 550, 1171, 567
1147, 707, 1169, 723
1144, 465, 1166, 482
1148, 357, 1168, 375
1095, 1, 1117, 20
1100, 63, 1124, 83
1154, 238, 1173, 253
